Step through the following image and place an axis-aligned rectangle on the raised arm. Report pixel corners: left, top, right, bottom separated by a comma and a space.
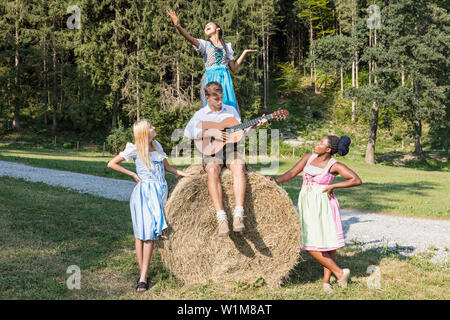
167, 8, 199, 48
268, 153, 312, 184
228, 49, 257, 73
163, 158, 198, 177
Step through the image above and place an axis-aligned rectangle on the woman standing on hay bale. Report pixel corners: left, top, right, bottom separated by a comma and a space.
167, 8, 256, 114
107, 119, 194, 293
267, 136, 362, 293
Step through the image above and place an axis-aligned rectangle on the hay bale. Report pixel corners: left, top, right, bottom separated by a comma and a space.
157, 163, 301, 288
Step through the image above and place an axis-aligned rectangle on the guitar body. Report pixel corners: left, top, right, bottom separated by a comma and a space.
194, 117, 244, 156
192, 109, 289, 156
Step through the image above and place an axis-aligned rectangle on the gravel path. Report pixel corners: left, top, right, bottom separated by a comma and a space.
1, 160, 448, 265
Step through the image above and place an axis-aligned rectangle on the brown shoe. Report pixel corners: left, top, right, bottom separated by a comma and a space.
233, 215, 245, 232
218, 219, 230, 238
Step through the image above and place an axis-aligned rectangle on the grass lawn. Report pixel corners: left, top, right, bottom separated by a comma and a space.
0, 145, 449, 219
0, 176, 448, 300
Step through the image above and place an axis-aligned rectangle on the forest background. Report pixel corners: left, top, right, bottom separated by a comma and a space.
0, 0, 448, 164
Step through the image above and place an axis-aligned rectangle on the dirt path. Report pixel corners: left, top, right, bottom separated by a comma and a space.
1, 160, 448, 265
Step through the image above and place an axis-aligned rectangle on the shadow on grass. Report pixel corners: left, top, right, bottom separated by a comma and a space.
274, 174, 441, 216
375, 151, 449, 172
284, 246, 415, 286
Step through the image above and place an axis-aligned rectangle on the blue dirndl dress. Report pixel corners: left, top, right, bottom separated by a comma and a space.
119, 141, 168, 241
194, 39, 239, 115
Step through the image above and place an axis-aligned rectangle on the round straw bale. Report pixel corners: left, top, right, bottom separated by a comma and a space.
157, 163, 301, 288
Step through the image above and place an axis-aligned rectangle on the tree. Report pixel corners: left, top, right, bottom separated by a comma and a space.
312, 34, 354, 97
384, 0, 449, 155
296, 0, 335, 93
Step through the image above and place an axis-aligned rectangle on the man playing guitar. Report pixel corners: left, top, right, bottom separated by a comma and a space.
184, 82, 267, 237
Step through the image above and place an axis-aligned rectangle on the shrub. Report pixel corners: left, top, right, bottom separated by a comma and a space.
106, 124, 133, 155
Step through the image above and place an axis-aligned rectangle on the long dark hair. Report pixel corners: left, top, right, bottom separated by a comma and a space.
212, 23, 229, 61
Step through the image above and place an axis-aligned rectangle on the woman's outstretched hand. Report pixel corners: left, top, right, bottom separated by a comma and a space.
166, 8, 178, 26
266, 176, 277, 184
178, 169, 199, 177
244, 49, 257, 54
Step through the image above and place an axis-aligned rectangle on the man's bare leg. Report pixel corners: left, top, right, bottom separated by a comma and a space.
229, 158, 246, 207
228, 158, 246, 232
205, 161, 229, 237
205, 162, 224, 211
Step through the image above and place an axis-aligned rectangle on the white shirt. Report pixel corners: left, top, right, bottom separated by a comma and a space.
184, 103, 241, 139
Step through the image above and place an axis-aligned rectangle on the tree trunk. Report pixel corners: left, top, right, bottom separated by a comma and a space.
340, 65, 344, 98
43, 34, 48, 127
414, 120, 423, 155
414, 81, 422, 155
112, 0, 119, 128
13, 4, 20, 130
309, 18, 313, 87
176, 59, 180, 100
351, 61, 355, 122
368, 29, 372, 85
112, 91, 118, 129
355, 50, 359, 88
51, 35, 57, 135
262, 12, 268, 108
401, 65, 405, 87
365, 29, 378, 164
136, 18, 141, 121
365, 101, 378, 164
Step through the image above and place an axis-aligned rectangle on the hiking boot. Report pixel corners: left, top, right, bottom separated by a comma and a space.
233, 215, 245, 232
218, 219, 230, 238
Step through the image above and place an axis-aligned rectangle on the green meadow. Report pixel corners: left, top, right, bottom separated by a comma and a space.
1, 176, 448, 300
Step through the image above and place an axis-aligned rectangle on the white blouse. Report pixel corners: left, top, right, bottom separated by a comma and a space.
119, 141, 167, 162
304, 164, 326, 177
193, 38, 235, 61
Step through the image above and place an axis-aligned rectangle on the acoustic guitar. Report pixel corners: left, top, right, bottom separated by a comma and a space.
194, 109, 289, 156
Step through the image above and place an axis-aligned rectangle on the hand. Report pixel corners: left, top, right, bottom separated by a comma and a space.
178, 169, 199, 177
256, 115, 268, 127
204, 128, 229, 142
322, 185, 335, 199
166, 8, 179, 26
244, 49, 257, 54
266, 176, 277, 184
132, 173, 142, 183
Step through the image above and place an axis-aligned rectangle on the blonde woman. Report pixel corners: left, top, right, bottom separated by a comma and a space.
107, 119, 194, 292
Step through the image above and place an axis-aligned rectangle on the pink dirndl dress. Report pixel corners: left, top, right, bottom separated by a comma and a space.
298, 154, 345, 251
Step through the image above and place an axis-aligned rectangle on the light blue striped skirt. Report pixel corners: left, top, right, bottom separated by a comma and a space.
129, 180, 168, 241
204, 64, 238, 111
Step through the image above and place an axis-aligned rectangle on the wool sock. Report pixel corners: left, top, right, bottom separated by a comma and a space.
216, 210, 227, 221
233, 206, 244, 217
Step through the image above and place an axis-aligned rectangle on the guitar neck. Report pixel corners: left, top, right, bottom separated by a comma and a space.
228, 114, 274, 133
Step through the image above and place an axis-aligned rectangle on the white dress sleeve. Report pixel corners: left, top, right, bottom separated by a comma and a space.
193, 39, 207, 55
153, 140, 168, 161
225, 42, 235, 61
119, 143, 137, 161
